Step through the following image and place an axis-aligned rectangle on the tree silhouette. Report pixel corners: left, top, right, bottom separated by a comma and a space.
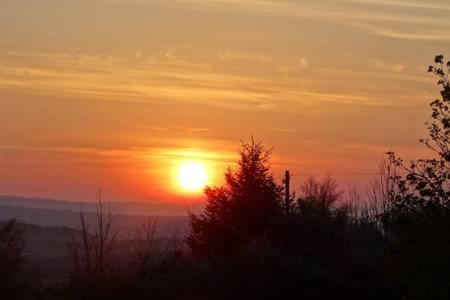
388, 55, 449, 208
0, 219, 26, 298
385, 55, 450, 300
188, 139, 283, 257
68, 189, 118, 298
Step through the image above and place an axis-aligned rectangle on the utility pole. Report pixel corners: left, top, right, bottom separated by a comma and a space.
284, 170, 291, 216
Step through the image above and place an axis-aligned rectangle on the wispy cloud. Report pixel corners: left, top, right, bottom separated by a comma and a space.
0, 48, 434, 112
95, 0, 450, 41
217, 50, 272, 63
349, 22, 450, 41
369, 58, 406, 73
216, 0, 450, 41
0, 50, 274, 110
271, 127, 297, 133
337, 0, 450, 11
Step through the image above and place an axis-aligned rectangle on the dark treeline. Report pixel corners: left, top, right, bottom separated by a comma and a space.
1, 56, 449, 300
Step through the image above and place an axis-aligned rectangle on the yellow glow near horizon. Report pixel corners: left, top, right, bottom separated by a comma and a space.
177, 161, 208, 193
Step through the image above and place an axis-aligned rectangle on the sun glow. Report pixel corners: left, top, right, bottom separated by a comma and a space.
177, 161, 208, 192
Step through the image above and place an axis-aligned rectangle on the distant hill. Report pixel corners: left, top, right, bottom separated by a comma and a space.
0, 204, 188, 237
0, 195, 203, 216
0, 196, 203, 281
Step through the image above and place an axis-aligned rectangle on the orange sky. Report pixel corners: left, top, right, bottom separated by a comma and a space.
0, 0, 448, 202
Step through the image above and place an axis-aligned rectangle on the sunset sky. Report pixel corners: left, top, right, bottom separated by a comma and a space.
1, 0, 449, 203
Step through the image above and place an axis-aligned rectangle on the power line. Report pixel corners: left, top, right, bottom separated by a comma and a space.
274, 172, 381, 182
290, 173, 380, 177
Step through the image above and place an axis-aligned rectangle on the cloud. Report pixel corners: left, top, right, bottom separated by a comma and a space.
369, 58, 406, 73
0, 50, 326, 111
336, 0, 450, 11
96, 0, 449, 24
185, 128, 213, 133
299, 57, 309, 68
271, 128, 297, 133
0, 45, 434, 113
0, 50, 275, 110
42, 0, 444, 46
349, 22, 450, 41
177, 0, 450, 41
0, 144, 140, 167
217, 50, 272, 63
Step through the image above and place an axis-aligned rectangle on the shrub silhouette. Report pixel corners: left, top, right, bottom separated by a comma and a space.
274, 176, 389, 299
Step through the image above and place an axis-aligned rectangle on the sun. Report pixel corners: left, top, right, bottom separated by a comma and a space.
177, 161, 208, 192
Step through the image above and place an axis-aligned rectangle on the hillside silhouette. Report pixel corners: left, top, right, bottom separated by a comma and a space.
0, 195, 203, 216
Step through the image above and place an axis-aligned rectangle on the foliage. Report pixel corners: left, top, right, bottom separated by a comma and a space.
384, 55, 450, 300
188, 139, 283, 256
387, 55, 449, 209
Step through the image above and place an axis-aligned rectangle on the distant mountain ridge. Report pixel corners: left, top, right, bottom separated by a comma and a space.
0, 195, 203, 216
0, 205, 190, 241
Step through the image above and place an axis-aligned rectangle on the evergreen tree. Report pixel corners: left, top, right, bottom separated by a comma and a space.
188, 139, 283, 256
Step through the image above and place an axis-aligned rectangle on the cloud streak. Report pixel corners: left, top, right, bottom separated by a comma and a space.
95, 0, 450, 41
0, 49, 433, 113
